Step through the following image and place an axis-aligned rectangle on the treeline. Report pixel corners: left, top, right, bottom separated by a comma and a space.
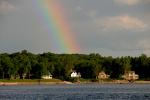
0, 50, 150, 80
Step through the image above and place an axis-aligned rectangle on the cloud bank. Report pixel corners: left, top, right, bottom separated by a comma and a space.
114, 0, 140, 6
0, 0, 15, 14
114, 0, 150, 6
137, 39, 150, 55
96, 15, 148, 31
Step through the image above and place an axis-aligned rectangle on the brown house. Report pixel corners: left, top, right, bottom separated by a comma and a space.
98, 71, 110, 80
122, 71, 139, 81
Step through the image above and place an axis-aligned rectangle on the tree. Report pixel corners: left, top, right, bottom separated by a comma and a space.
110, 58, 123, 79
0, 53, 14, 79
16, 50, 32, 79
120, 56, 131, 73
102, 56, 113, 75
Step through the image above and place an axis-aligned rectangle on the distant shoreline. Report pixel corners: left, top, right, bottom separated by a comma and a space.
0, 81, 73, 86
0, 80, 150, 86
97, 80, 150, 84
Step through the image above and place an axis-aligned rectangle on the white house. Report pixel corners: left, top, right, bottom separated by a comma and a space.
41, 73, 52, 79
71, 71, 81, 78
122, 71, 139, 81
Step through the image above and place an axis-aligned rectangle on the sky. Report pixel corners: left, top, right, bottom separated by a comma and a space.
0, 0, 150, 57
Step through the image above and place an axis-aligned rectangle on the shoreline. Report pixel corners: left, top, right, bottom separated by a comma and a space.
0, 81, 72, 86
0, 80, 150, 86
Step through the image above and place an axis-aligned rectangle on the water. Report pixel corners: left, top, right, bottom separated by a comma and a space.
0, 83, 150, 100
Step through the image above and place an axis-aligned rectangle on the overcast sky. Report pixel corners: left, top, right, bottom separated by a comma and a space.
0, 0, 150, 56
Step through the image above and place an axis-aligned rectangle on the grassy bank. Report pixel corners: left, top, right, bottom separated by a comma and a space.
0, 79, 65, 85
0, 79, 62, 82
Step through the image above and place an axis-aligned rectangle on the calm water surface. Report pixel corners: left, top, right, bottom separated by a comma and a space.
0, 83, 150, 100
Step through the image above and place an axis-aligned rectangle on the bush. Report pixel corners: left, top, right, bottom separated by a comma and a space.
68, 77, 79, 82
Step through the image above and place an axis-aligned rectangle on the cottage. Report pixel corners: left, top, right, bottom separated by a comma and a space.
41, 73, 52, 79
98, 71, 110, 80
71, 71, 81, 78
122, 71, 139, 81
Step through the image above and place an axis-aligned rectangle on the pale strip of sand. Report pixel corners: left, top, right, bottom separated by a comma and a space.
98, 80, 150, 84
0, 80, 150, 86
0, 82, 18, 86
0, 81, 72, 86
134, 81, 150, 84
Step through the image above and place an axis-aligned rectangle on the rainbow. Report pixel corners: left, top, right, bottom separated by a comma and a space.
32, 0, 80, 53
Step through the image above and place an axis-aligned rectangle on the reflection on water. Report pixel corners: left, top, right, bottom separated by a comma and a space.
0, 84, 150, 100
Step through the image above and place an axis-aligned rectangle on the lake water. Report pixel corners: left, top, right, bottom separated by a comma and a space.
0, 83, 150, 100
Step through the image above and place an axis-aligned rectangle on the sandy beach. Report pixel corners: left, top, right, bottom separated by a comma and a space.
0, 80, 150, 86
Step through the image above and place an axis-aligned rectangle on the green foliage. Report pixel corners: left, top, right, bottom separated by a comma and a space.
0, 51, 150, 80
67, 77, 79, 82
